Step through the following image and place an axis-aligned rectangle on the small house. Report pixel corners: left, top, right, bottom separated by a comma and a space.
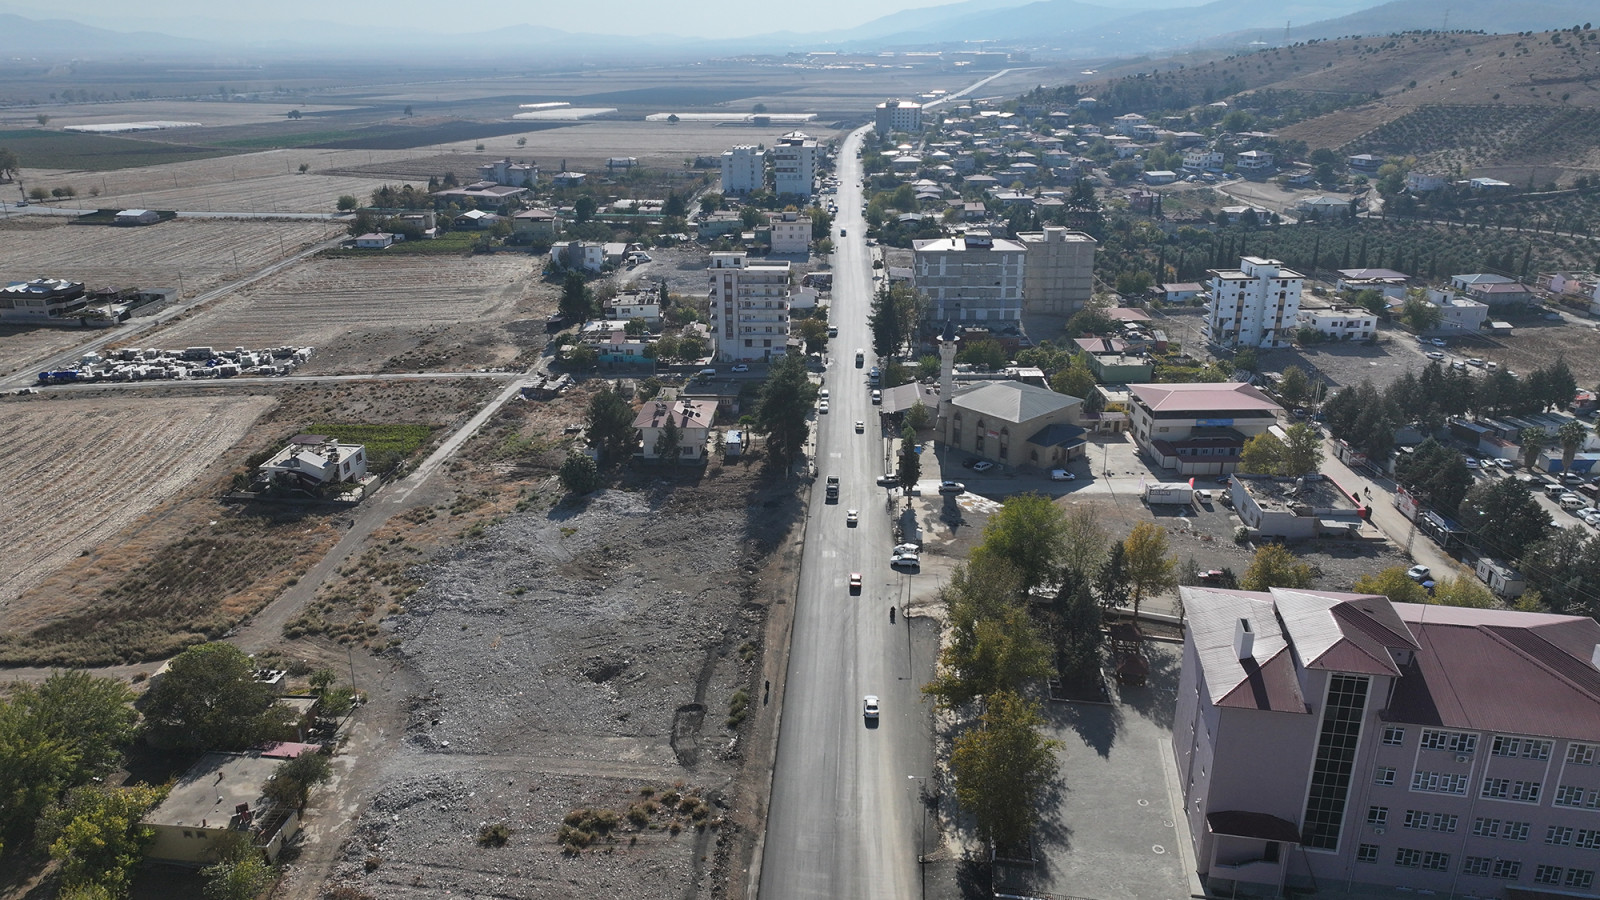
258, 435, 367, 489
114, 208, 160, 226
141, 752, 303, 865
354, 232, 395, 250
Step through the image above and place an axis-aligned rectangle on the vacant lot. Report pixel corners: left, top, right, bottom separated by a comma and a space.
139, 253, 547, 373
0, 217, 343, 294
0, 394, 274, 609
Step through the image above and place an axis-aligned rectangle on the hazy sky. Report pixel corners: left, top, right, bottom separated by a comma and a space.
21, 0, 1193, 40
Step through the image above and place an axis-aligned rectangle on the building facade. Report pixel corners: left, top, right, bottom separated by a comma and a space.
1296, 306, 1377, 341
875, 98, 923, 136
478, 158, 537, 187
1127, 381, 1282, 475
773, 131, 818, 198
1175, 589, 1600, 899
768, 211, 811, 254
707, 252, 791, 362
720, 145, 764, 195
943, 381, 1085, 468
1018, 226, 1097, 315
0, 277, 87, 321
912, 231, 1026, 325
1205, 256, 1304, 349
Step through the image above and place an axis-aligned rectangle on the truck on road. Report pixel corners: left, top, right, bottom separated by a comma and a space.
1143, 482, 1195, 505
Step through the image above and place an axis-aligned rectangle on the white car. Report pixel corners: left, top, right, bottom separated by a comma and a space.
730, 363, 749, 372
890, 553, 920, 569
1050, 469, 1076, 481
892, 542, 921, 555
877, 473, 898, 486
846, 509, 859, 526
1425, 351, 1445, 360
819, 400, 829, 414
938, 481, 965, 494
863, 695, 879, 720
1430, 338, 1448, 347
819, 388, 830, 401
1407, 565, 1432, 583
971, 460, 994, 473
855, 420, 865, 433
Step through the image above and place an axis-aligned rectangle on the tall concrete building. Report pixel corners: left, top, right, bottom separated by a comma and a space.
1018, 226, 1097, 315
707, 252, 791, 362
773, 131, 818, 199
1205, 255, 1303, 349
1176, 587, 1600, 899
875, 98, 923, 136
912, 230, 1026, 325
720, 145, 764, 195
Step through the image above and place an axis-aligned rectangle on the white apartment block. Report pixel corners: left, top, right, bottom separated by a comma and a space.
912, 231, 1026, 325
1236, 150, 1275, 171
773, 131, 818, 198
1017, 226, 1097, 315
1183, 149, 1225, 171
707, 252, 791, 362
720, 145, 764, 195
768, 211, 811, 255
1206, 256, 1303, 349
1296, 306, 1376, 341
1113, 113, 1147, 136
875, 98, 923, 136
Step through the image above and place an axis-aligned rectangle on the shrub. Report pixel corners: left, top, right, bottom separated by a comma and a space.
477, 822, 513, 847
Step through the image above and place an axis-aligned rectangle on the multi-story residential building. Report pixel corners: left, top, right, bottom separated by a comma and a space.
707, 252, 791, 362
773, 131, 818, 198
1017, 226, 1097, 315
1406, 172, 1447, 192
1113, 112, 1147, 136
1205, 256, 1303, 349
603, 289, 662, 326
1235, 149, 1275, 171
1183, 149, 1225, 171
1175, 589, 1600, 899
0, 277, 88, 322
875, 98, 923, 136
912, 230, 1027, 325
720, 145, 764, 195
1296, 305, 1377, 341
477, 158, 537, 187
768, 211, 811, 255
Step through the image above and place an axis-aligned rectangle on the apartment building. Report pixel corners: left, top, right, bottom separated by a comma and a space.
707, 252, 791, 362
875, 98, 923, 136
912, 230, 1026, 325
1017, 226, 1097, 315
1205, 256, 1303, 349
1296, 306, 1377, 341
1175, 589, 1600, 899
773, 131, 818, 198
769, 210, 811, 255
720, 145, 764, 195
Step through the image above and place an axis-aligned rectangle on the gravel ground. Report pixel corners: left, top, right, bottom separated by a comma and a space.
325, 466, 802, 898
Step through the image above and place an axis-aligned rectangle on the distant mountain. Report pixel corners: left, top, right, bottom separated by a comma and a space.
0, 12, 207, 55
1217, 0, 1600, 46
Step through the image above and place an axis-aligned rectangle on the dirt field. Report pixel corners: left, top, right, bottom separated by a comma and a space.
0, 217, 343, 294
0, 393, 275, 608
137, 253, 549, 374
0, 101, 364, 132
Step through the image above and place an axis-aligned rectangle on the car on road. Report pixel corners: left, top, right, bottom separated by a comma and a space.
877, 473, 898, 486
819, 388, 829, 401
862, 695, 879, 721
849, 572, 862, 593
893, 542, 921, 555
938, 480, 965, 494
827, 326, 838, 337
846, 509, 859, 526
840, 228, 847, 237
818, 400, 829, 414
855, 420, 865, 433
1425, 351, 1445, 360
890, 553, 920, 569
1407, 564, 1432, 583
731, 363, 749, 372
971, 460, 994, 473
1050, 468, 1076, 481
1430, 338, 1448, 347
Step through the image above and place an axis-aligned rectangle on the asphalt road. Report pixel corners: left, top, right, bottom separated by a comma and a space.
757, 126, 937, 899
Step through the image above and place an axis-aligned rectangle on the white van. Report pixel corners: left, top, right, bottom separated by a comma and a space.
699, 368, 717, 378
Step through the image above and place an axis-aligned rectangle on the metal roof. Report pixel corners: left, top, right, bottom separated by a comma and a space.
950, 381, 1080, 424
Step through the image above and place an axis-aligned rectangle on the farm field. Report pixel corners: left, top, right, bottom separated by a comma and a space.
0, 321, 105, 382
0, 100, 363, 131
138, 253, 546, 373
0, 216, 344, 292
0, 394, 275, 610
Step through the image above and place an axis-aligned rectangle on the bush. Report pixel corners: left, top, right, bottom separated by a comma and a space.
477, 822, 513, 847
558, 452, 602, 495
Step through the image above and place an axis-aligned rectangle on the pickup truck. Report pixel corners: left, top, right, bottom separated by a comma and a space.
826, 475, 840, 501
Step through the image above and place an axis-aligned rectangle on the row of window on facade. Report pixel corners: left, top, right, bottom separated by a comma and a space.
1385, 726, 1600, 764
1352, 844, 1594, 888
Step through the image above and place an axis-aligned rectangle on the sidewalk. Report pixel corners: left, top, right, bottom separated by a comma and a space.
1318, 439, 1460, 579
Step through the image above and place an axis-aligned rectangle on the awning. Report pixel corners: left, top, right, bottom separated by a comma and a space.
1206, 811, 1301, 843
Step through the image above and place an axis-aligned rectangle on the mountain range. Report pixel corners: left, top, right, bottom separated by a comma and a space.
2, 0, 1598, 60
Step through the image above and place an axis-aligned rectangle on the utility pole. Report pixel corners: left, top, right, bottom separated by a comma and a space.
907, 775, 929, 898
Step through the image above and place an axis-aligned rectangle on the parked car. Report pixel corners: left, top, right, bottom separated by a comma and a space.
827, 326, 838, 337
892, 542, 921, 555
890, 553, 920, 569
730, 363, 749, 372
1406, 565, 1432, 583
938, 481, 965, 494
1463, 457, 1480, 469
1430, 338, 1448, 347
1425, 351, 1445, 360
876, 473, 898, 486
971, 460, 994, 473
1050, 469, 1075, 481
819, 388, 829, 401
819, 400, 829, 414
1496, 458, 1517, 470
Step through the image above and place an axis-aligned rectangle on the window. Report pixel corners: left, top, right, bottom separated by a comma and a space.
1568, 869, 1595, 889
1357, 844, 1380, 863
1555, 785, 1600, 809
1464, 856, 1492, 877
1375, 766, 1396, 786
1570, 743, 1599, 766
1494, 859, 1523, 879
1421, 729, 1478, 754
1548, 825, 1575, 846
1383, 726, 1405, 745
1403, 810, 1458, 833
1506, 821, 1531, 841
1302, 675, 1371, 850
1535, 864, 1564, 885
1368, 807, 1389, 827
1474, 818, 1502, 837
1414, 771, 1469, 794
1577, 829, 1600, 850
1492, 736, 1552, 760
1422, 851, 1451, 872
1511, 781, 1542, 803
1395, 848, 1422, 868
1482, 778, 1509, 799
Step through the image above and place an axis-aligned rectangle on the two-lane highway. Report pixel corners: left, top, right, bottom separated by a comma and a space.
757, 126, 937, 899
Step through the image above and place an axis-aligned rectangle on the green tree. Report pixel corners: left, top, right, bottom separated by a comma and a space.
1352, 567, 1431, 604
1232, 347, 1259, 373
1095, 542, 1130, 612
1240, 544, 1314, 591
1051, 568, 1103, 679
653, 415, 681, 462
740, 205, 763, 228
1394, 438, 1474, 516
1432, 572, 1495, 608
1519, 528, 1600, 616
1278, 365, 1312, 409
971, 493, 1069, 596
1557, 420, 1588, 473
1398, 293, 1443, 332
904, 400, 932, 431
1050, 363, 1096, 399
868, 284, 921, 360
261, 753, 331, 811
42, 784, 166, 898
1064, 304, 1115, 337
753, 353, 817, 470
950, 691, 1061, 848
286, 109, 302, 120
957, 338, 1007, 371
202, 854, 276, 900
916, 355, 941, 381
0, 146, 19, 181
1519, 427, 1549, 470
585, 384, 636, 465
896, 425, 921, 492
1459, 478, 1552, 562
623, 317, 650, 338
1239, 432, 1286, 475
1282, 423, 1325, 476
699, 192, 723, 215
336, 195, 359, 211
677, 332, 707, 362
141, 643, 292, 752
1122, 523, 1176, 620
559, 271, 593, 324
558, 452, 602, 494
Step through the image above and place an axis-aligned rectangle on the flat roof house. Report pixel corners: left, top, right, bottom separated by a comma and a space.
0, 276, 88, 322
1175, 588, 1600, 899
1128, 381, 1282, 475
142, 752, 302, 865
258, 435, 367, 489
